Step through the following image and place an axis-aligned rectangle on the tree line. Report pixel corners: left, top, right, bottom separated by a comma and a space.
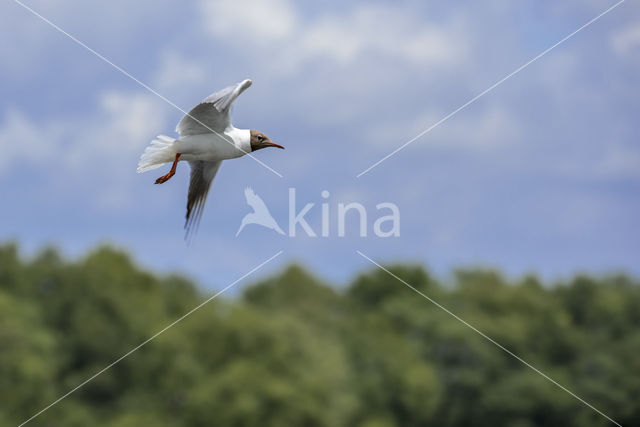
1, 243, 638, 426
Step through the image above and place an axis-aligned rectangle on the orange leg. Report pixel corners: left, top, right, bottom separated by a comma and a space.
154, 153, 181, 184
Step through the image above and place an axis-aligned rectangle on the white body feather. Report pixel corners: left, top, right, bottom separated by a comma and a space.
137, 128, 250, 173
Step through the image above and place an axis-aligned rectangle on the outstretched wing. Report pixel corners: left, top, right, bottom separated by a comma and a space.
176, 79, 252, 136
244, 187, 270, 214
185, 160, 222, 239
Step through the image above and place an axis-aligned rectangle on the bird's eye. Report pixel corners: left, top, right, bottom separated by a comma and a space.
258, 135, 264, 141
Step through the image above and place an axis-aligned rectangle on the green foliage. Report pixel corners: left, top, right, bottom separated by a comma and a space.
0, 243, 638, 426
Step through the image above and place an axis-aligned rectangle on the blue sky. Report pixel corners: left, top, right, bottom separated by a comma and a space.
1, 0, 639, 291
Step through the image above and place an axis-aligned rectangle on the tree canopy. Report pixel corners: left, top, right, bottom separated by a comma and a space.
1, 243, 638, 426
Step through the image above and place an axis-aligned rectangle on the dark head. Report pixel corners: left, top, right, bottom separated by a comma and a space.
250, 130, 284, 152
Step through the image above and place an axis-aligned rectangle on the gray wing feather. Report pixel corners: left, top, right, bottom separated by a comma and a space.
204, 79, 252, 110
176, 79, 252, 136
184, 160, 222, 240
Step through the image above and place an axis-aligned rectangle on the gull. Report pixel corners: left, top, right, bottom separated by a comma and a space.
236, 187, 285, 236
137, 79, 284, 237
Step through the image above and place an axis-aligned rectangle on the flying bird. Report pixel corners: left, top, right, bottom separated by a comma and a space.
236, 187, 285, 236
137, 79, 284, 237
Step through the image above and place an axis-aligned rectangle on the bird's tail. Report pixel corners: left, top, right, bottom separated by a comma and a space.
137, 135, 178, 173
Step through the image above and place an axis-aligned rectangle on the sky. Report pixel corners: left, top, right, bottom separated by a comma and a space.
1, 0, 639, 291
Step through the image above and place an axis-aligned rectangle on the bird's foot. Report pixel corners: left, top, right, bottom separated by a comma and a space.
154, 172, 175, 184
154, 153, 181, 184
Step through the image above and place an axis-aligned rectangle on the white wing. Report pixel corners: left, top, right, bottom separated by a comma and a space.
176, 79, 252, 136
184, 160, 222, 239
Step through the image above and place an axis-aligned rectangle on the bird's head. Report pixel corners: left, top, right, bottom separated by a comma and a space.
250, 130, 284, 152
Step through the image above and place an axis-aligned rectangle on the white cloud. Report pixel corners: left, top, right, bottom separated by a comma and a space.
154, 50, 208, 93
365, 104, 521, 153
200, 0, 297, 42
198, 1, 466, 70
0, 109, 60, 173
612, 23, 640, 57
297, 5, 464, 67
100, 91, 165, 148
593, 143, 640, 180
1, 0, 177, 78
62, 91, 165, 172
0, 90, 168, 210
